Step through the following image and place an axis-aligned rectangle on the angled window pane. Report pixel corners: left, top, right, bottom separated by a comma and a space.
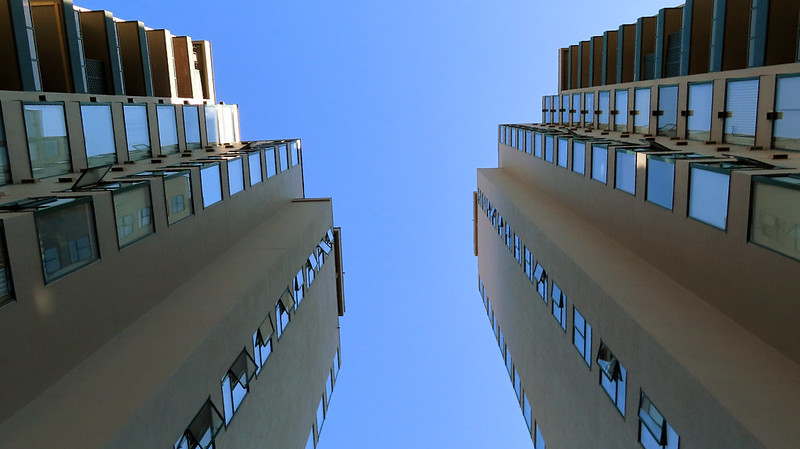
724, 78, 759, 146
123, 105, 151, 161
598, 91, 610, 130
525, 131, 532, 154
35, 198, 99, 283
279, 144, 289, 172
749, 175, 800, 260
523, 393, 532, 433
689, 166, 730, 230
572, 141, 585, 175
248, 151, 262, 185
615, 150, 636, 195
265, 147, 277, 178
24, 103, 71, 179
534, 132, 543, 158
81, 104, 116, 167
657, 85, 679, 137
544, 135, 554, 163
687, 82, 713, 141
584, 92, 595, 128
557, 137, 568, 168
205, 105, 219, 146
164, 171, 193, 225
113, 182, 154, 248
591, 144, 608, 184
157, 105, 179, 154
228, 157, 244, 196
572, 93, 581, 123
614, 89, 628, 131
200, 163, 222, 208
183, 106, 201, 150
646, 157, 675, 210
634, 88, 650, 134
552, 95, 559, 124
773, 75, 800, 150
561, 94, 569, 123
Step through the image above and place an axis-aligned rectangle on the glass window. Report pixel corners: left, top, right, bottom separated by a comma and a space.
597, 342, 626, 416
552, 95, 559, 124
514, 234, 521, 263
24, 103, 71, 179
248, 151, 262, 185
253, 315, 273, 374
0, 223, 13, 306
585, 92, 595, 128
687, 83, 713, 141
591, 144, 608, 184
291, 141, 300, 166
157, 105, 179, 154
305, 428, 315, 449
219, 105, 236, 144
534, 132, 543, 158
572, 93, 581, 124
598, 91, 610, 130
557, 137, 568, 168
173, 400, 223, 449
524, 246, 534, 281
221, 349, 256, 425
123, 105, 151, 161
523, 393, 532, 433
724, 78, 759, 146
573, 307, 592, 366
326, 370, 334, 402
200, 163, 222, 208
544, 135, 554, 163
510, 127, 516, 148
773, 75, 800, 150
228, 157, 244, 196
35, 198, 99, 283
639, 392, 680, 449
533, 263, 547, 302
113, 182, 154, 248
615, 150, 636, 195
535, 422, 545, 449
517, 128, 524, 151
505, 348, 513, 379
0, 108, 10, 185
561, 94, 569, 123
657, 85, 679, 137
749, 175, 800, 260
80, 104, 116, 168
543, 96, 551, 123
646, 156, 675, 210
276, 290, 292, 338
513, 366, 521, 400
294, 269, 305, 308
333, 349, 341, 379
316, 396, 326, 436
525, 131, 532, 154
205, 105, 219, 146
278, 144, 289, 172
183, 106, 201, 150
265, 147, 277, 178
634, 88, 650, 134
614, 89, 628, 131
689, 166, 730, 230
572, 140, 586, 175
551, 282, 566, 330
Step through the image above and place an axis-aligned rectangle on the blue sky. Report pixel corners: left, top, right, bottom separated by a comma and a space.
85, 1, 670, 446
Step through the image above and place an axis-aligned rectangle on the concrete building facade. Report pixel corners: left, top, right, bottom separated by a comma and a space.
0, 2, 345, 449
475, 1, 800, 448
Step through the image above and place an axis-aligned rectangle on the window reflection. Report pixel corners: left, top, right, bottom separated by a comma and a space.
265, 147, 277, 178
162, 171, 193, 225
585, 92, 595, 128
205, 105, 219, 146
572, 140, 586, 175
248, 151, 262, 185
687, 83, 713, 141
544, 135, 554, 163
657, 85, 678, 137
200, 163, 222, 208
572, 93, 581, 124
773, 75, 800, 150
157, 105, 179, 154
724, 79, 758, 146
592, 144, 608, 183
615, 150, 636, 194
279, 144, 289, 172
228, 157, 244, 196
614, 90, 628, 132
112, 182, 154, 248
35, 198, 99, 283
598, 91, 610, 130
534, 132, 542, 158
646, 156, 675, 210
634, 88, 650, 134
183, 106, 201, 150
688, 166, 729, 229
81, 104, 117, 168
24, 103, 71, 179
749, 175, 800, 260
557, 137, 568, 168
123, 105, 151, 161
561, 94, 569, 123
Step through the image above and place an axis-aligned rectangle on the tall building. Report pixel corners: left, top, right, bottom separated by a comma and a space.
0, 2, 345, 449
475, 1, 800, 448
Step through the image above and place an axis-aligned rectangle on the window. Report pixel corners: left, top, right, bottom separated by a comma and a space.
585, 92, 595, 128
572, 140, 586, 175
543, 97, 551, 123
553, 95, 560, 124
513, 366, 521, 400
517, 128, 524, 150
200, 163, 222, 208
724, 78, 759, 146
646, 155, 675, 210
333, 349, 341, 379
221, 349, 256, 425
0, 109, 9, 186
544, 135, 554, 163
219, 105, 237, 144
524, 246, 533, 280
615, 150, 636, 195
293, 269, 305, 308
639, 392, 679, 449
112, 182, 154, 248
633, 88, 650, 134
572, 93, 581, 124
183, 106, 202, 150
557, 137, 568, 168
534, 422, 546, 449
534, 132, 543, 158
316, 396, 326, 437
525, 131, 532, 154
265, 147, 277, 178
248, 151, 262, 185
252, 315, 273, 374
307, 253, 318, 285
597, 342, 627, 416
228, 157, 244, 196
773, 75, 800, 150
0, 222, 13, 306
688, 165, 730, 230
205, 105, 219, 146
81, 104, 117, 167
279, 144, 289, 172
326, 370, 334, 403
157, 105, 179, 154
686, 82, 713, 141
173, 400, 224, 449
290, 141, 300, 166
591, 144, 608, 184
498, 327, 505, 351
504, 223, 512, 249
573, 307, 592, 366
550, 282, 566, 330
598, 91, 610, 130
305, 427, 315, 449
34, 197, 99, 283
750, 175, 800, 260
123, 105, 151, 161
514, 234, 521, 263
24, 103, 71, 179
614, 89, 628, 132
510, 126, 516, 147
163, 171, 193, 225
561, 94, 569, 123
533, 263, 547, 302
504, 346, 513, 378
523, 393, 532, 433
657, 85, 679, 137
276, 289, 293, 338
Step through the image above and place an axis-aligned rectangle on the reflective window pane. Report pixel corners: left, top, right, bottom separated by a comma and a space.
572, 93, 581, 123
81, 104, 116, 168
157, 105, 179, 154
749, 176, 800, 260
615, 150, 636, 195
544, 135, 554, 163
614, 89, 628, 131
689, 167, 730, 229
201, 163, 222, 208
113, 182, 154, 248
646, 157, 675, 210
572, 141, 586, 175
598, 91, 610, 130
123, 105, 151, 161
592, 144, 608, 183
35, 198, 99, 282
265, 147, 277, 178
248, 151, 262, 185
525, 131, 532, 154
724, 79, 758, 146
228, 157, 244, 196
773, 75, 800, 150
291, 141, 300, 166
557, 137, 568, 168
279, 144, 289, 172
205, 105, 219, 145
552, 95, 559, 124
634, 88, 650, 134
24, 104, 71, 179
585, 92, 595, 128
561, 94, 569, 123
657, 85, 679, 137
534, 132, 542, 158
164, 171, 193, 225
687, 83, 713, 141
183, 106, 201, 150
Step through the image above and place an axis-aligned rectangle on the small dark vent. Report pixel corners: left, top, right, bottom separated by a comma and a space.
85, 58, 106, 94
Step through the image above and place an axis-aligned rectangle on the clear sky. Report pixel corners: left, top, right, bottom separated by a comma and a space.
84, 1, 671, 447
